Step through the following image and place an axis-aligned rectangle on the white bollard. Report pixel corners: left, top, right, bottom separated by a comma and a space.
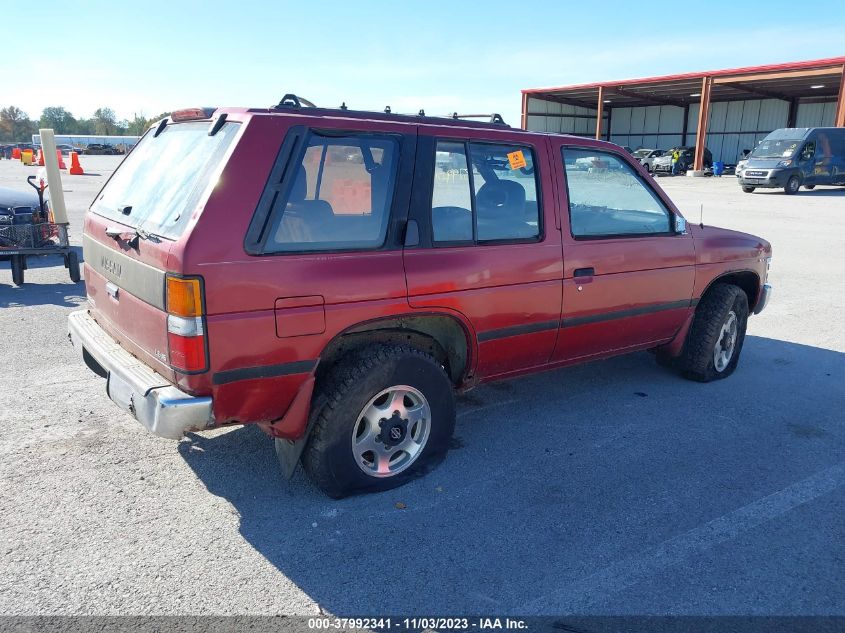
38, 129, 69, 224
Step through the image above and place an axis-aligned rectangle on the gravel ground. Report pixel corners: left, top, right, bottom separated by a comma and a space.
1, 157, 843, 616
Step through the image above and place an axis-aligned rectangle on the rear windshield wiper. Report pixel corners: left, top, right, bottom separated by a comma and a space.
105, 225, 158, 248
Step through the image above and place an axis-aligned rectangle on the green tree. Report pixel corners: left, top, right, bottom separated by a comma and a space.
39, 106, 77, 134
0, 106, 36, 142
74, 118, 94, 135
92, 107, 118, 135
125, 114, 149, 136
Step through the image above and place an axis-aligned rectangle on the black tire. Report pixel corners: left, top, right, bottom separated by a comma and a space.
11, 255, 24, 286
742, 186, 755, 193
678, 284, 748, 382
67, 251, 81, 283
804, 184, 815, 190
784, 175, 800, 195
301, 344, 455, 498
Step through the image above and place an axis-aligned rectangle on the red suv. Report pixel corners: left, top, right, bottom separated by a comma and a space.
68, 99, 772, 497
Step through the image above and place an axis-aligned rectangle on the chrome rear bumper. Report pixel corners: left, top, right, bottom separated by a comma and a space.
68, 310, 212, 439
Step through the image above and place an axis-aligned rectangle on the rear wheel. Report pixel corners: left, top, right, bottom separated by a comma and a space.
742, 186, 755, 193
66, 251, 81, 283
678, 284, 748, 382
784, 175, 800, 195
10, 255, 24, 286
301, 344, 455, 498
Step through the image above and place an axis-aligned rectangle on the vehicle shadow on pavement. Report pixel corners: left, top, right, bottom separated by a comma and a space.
179, 336, 845, 614
0, 246, 85, 306
753, 188, 845, 196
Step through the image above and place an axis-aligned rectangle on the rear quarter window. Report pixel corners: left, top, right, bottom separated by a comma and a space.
262, 131, 400, 253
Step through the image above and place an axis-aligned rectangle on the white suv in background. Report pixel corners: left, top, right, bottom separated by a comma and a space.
633, 148, 664, 172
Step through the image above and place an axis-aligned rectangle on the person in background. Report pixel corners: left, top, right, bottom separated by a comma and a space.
671, 149, 680, 175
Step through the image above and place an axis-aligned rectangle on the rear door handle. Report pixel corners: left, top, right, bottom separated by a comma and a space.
574, 267, 595, 278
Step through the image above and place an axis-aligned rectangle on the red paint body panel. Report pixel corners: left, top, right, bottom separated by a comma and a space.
85, 265, 175, 380
77, 106, 772, 442
275, 296, 326, 338
405, 128, 563, 378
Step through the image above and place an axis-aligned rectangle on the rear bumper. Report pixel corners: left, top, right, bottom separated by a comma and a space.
67, 310, 212, 439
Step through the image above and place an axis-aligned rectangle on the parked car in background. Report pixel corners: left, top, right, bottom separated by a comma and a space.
735, 149, 752, 178
632, 148, 664, 172
739, 128, 845, 194
652, 146, 713, 174
84, 143, 120, 155
67, 102, 772, 498
55, 143, 85, 155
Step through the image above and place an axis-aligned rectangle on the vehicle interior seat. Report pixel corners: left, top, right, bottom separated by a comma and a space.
275, 168, 336, 245
431, 205, 473, 241
475, 179, 535, 239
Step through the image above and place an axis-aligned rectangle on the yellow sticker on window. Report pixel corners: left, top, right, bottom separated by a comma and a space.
507, 150, 527, 170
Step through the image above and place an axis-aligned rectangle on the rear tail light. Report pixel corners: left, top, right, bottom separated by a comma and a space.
166, 274, 207, 373
166, 276, 203, 317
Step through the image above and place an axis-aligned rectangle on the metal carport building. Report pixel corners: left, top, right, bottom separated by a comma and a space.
521, 56, 845, 173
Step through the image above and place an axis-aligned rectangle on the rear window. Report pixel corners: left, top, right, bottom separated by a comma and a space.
91, 121, 239, 239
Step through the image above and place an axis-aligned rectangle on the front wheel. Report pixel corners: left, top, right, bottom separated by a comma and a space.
784, 175, 800, 195
742, 186, 755, 193
678, 284, 749, 382
301, 344, 455, 498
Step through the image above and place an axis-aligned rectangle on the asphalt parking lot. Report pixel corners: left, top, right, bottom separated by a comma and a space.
1, 156, 843, 616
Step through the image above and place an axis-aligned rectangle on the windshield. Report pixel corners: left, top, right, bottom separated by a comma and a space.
92, 121, 239, 239
751, 138, 802, 159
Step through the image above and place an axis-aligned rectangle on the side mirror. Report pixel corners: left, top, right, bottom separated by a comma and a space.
675, 215, 687, 235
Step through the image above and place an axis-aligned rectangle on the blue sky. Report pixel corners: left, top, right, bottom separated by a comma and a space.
2, 0, 844, 126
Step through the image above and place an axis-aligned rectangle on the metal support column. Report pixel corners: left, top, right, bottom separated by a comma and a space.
693, 77, 712, 173
787, 98, 798, 128
605, 107, 612, 141
681, 104, 689, 145
836, 67, 845, 128
595, 86, 604, 140
521, 92, 529, 130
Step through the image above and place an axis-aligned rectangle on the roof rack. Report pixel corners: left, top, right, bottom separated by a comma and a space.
450, 113, 507, 125
274, 93, 317, 109
268, 94, 510, 129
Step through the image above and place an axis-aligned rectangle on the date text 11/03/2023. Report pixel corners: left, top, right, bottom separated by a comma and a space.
307, 617, 529, 630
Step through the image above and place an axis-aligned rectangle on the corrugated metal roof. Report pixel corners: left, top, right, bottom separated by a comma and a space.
524, 57, 845, 109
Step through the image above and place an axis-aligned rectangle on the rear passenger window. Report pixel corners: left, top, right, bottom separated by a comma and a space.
431, 140, 540, 244
431, 142, 473, 241
265, 133, 399, 252
562, 148, 672, 238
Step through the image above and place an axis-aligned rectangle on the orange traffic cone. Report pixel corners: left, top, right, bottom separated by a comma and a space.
68, 152, 84, 175
56, 150, 66, 169
36, 149, 45, 166
11, 147, 21, 159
